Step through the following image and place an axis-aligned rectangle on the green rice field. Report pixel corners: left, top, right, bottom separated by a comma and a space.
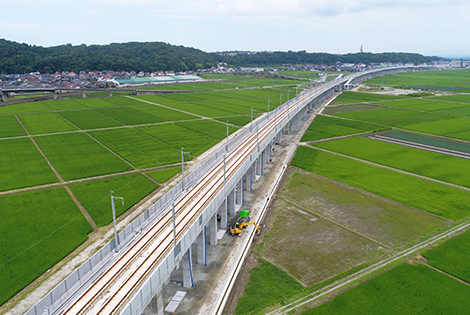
69, 174, 158, 226
313, 136, 470, 188
301, 115, 382, 142
424, 231, 470, 283
235, 259, 304, 315
303, 264, 470, 314
18, 112, 78, 135
366, 69, 470, 93
0, 138, 59, 191
146, 167, 181, 183
89, 128, 182, 168
34, 133, 133, 180
0, 188, 92, 306
0, 115, 27, 138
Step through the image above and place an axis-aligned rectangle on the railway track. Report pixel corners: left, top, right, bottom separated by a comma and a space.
58, 82, 328, 315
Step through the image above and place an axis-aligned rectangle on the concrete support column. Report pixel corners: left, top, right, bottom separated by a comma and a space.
1, 93, 6, 102
182, 248, 193, 288
196, 228, 206, 266
53, 92, 58, 100
219, 199, 228, 229
236, 179, 242, 205
249, 166, 253, 191
82, 93, 86, 99
156, 287, 164, 315
227, 190, 235, 215
269, 143, 272, 163
209, 213, 217, 246
241, 175, 245, 205
259, 150, 265, 175
256, 158, 261, 176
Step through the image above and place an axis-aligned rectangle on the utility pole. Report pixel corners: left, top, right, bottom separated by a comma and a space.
250, 107, 253, 132
181, 148, 190, 191
111, 191, 124, 253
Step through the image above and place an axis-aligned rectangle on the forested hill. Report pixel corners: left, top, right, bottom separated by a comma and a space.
222, 51, 434, 67
0, 38, 435, 74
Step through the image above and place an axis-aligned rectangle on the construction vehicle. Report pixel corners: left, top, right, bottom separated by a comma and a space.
230, 210, 261, 236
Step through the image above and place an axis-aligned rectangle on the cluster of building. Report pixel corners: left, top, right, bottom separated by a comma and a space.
0, 70, 199, 90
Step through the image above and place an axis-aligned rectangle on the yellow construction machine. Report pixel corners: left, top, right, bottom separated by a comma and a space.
229, 210, 261, 236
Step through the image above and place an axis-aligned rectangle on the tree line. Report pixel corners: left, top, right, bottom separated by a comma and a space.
0, 38, 438, 74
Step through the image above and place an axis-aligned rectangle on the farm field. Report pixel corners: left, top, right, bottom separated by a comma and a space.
58, 109, 124, 129
89, 128, 182, 168
0, 115, 27, 138
0, 102, 50, 114
18, 112, 78, 135
215, 115, 253, 126
69, 174, 158, 226
0, 138, 59, 191
332, 107, 445, 127
301, 115, 382, 142
146, 167, 181, 183
292, 146, 470, 220
0, 188, 92, 306
138, 123, 232, 156
34, 133, 133, 180
403, 117, 470, 137
303, 264, 470, 315
424, 230, 470, 283
280, 168, 447, 247
131, 104, 198, 121
313, 136, 470, 188
234, 259, 304, 315
366, 69, 470, 93
258, 197, 385, 287
41, 99, 88, 110
330, 91, 402, 105
383, 130, 470, 153
138, 77, 309, 91
95, 107, 162, 125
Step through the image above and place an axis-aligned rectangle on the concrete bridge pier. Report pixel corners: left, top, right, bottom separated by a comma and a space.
1, 92, 7, 102
227, 190, 236, 216
219, 199, 228, 230
155, 287, 164, 315
53, 92, 58, 100
196, 228, 206, 266
182, 248, 194, 288
82, 93, 87, 98
209, 213, 217, 246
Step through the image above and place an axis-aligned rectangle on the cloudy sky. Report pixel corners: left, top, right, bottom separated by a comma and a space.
2, 0, 468, 57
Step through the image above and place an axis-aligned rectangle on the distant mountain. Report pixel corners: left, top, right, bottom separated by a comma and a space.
0, 39, 437, 74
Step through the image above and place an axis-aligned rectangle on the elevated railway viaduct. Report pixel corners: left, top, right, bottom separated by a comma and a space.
25, 65, 431, 315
